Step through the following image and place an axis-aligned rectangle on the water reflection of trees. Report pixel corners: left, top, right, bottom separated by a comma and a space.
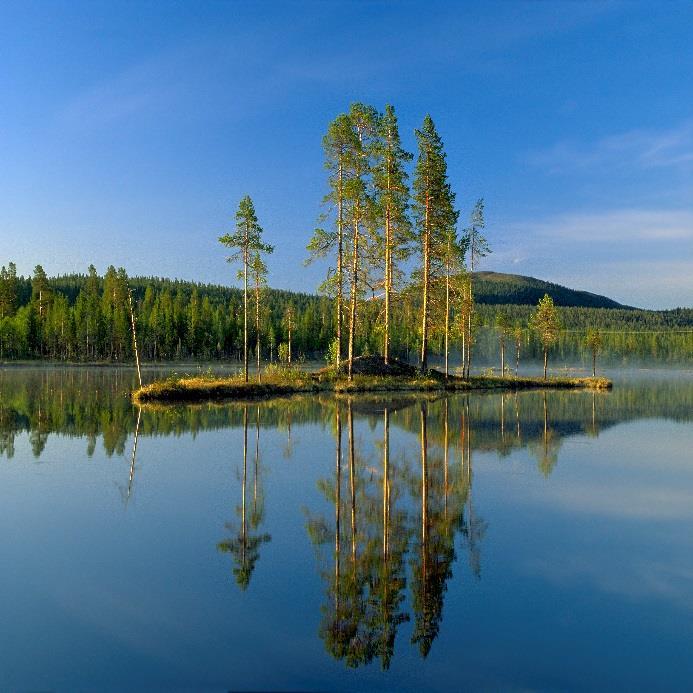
309, 401, 411, 669
2, 367, 692, 460
6, 367, 693, 666
306, 396, 489, 668
218, 405, 271, 589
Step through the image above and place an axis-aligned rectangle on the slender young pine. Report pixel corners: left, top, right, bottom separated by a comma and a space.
282, 304, 295, 365
307, 114, 358, 368
459, 276, 475, 378
220, 196, 273, 383
495, 311, 511, 376
530, 294, 560, 379
250, 252, 269, 383
461, 200, 490, 376
464, 199, 491, 271
412, 115, 458, 372
372, 104, 412, 364
127, 287, 142, 388
513, 323, 523, 375
441, 228, 466, 377
585, 328, 603, 377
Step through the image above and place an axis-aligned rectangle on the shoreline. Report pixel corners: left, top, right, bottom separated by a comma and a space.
132, 372, 613, 404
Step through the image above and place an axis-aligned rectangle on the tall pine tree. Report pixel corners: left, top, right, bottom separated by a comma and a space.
412, 115, 458, 372
372, 104, 412, 364
307, 114, 358, 367
220, 196, 273, 382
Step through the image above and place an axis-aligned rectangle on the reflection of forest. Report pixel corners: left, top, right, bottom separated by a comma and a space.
1, 367, 691, 460
305, 397, 486, 668
4, 368, 692, 668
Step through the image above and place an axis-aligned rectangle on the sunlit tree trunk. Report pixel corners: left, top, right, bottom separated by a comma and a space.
337, 164, 344, 365
243, 244, 249, 383
384, 203, 391, 365
255, 280, 261, 383
445, 251, 450, 378
347, 213, 360, 381
500, 335, 505, 377
420, 193, 431, 372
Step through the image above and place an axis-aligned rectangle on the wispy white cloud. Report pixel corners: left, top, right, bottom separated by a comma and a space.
488, 208, 693, 308
528, 121, 693, 173
511, 208, 693, 243
57, 1, 622, 128
57, 33, 287, 129
526, 554, 693, 612
60, 62, 182, 126
538, 482, 693, 520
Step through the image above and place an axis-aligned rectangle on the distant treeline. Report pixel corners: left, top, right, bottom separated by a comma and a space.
0, 263, 690, 364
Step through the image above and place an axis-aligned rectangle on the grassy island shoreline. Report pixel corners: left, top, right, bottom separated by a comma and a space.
132, 358, 612, 404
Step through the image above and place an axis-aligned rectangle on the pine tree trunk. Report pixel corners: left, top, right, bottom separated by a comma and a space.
544, 349, 548, 379
336, 164, 343, 366
461, 329, 466, 380
593, 351, 596, 377
516, 341, 520, 375
347, 213, 360, 381
255, 283, 261, 384
384, 204, 391, 365
500, 337, 505, 377
444, 263, 450, 378
420, 195, 430, 372
467, 321, 473, 379
243, 246, 249, 383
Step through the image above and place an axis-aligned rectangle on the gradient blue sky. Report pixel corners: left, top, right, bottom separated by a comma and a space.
1, 1, 691, 308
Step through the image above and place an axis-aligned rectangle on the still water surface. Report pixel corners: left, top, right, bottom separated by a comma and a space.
1, 366, 692, 691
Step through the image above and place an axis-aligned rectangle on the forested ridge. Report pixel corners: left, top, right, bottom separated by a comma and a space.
472, 272, 632, 309
0, 264, 690, 364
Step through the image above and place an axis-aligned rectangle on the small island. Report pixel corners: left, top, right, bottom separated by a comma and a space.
132, 356, 612, 404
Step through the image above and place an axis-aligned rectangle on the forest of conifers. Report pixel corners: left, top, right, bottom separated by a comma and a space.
0, 264, 690, 365
1, 103, 691, 368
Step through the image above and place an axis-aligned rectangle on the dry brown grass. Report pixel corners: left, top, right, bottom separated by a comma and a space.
133, 369, 612, 404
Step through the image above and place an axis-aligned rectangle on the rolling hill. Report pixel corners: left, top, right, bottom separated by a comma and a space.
471, 272, 633, 309
28, 270, 634, 310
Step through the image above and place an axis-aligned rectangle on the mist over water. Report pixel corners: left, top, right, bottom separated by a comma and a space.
1, 364, 692, 690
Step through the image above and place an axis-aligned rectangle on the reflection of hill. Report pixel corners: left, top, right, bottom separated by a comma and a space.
0, 368, 691, 460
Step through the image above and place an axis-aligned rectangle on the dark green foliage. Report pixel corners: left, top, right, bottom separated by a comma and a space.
472, 271, 631, 309
412, 115, 459, 371
0, 262, 18, 318
0, 264, 690, 364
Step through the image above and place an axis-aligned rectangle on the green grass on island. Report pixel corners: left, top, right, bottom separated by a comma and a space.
132, 356, 612, 404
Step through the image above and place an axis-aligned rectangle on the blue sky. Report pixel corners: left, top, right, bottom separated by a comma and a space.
0, 1, 691, 309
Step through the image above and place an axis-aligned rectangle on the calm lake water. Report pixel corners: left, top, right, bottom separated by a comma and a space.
1, 366, 693, 691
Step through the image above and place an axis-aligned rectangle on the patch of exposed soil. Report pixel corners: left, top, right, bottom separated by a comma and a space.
319, 355, 421, 377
